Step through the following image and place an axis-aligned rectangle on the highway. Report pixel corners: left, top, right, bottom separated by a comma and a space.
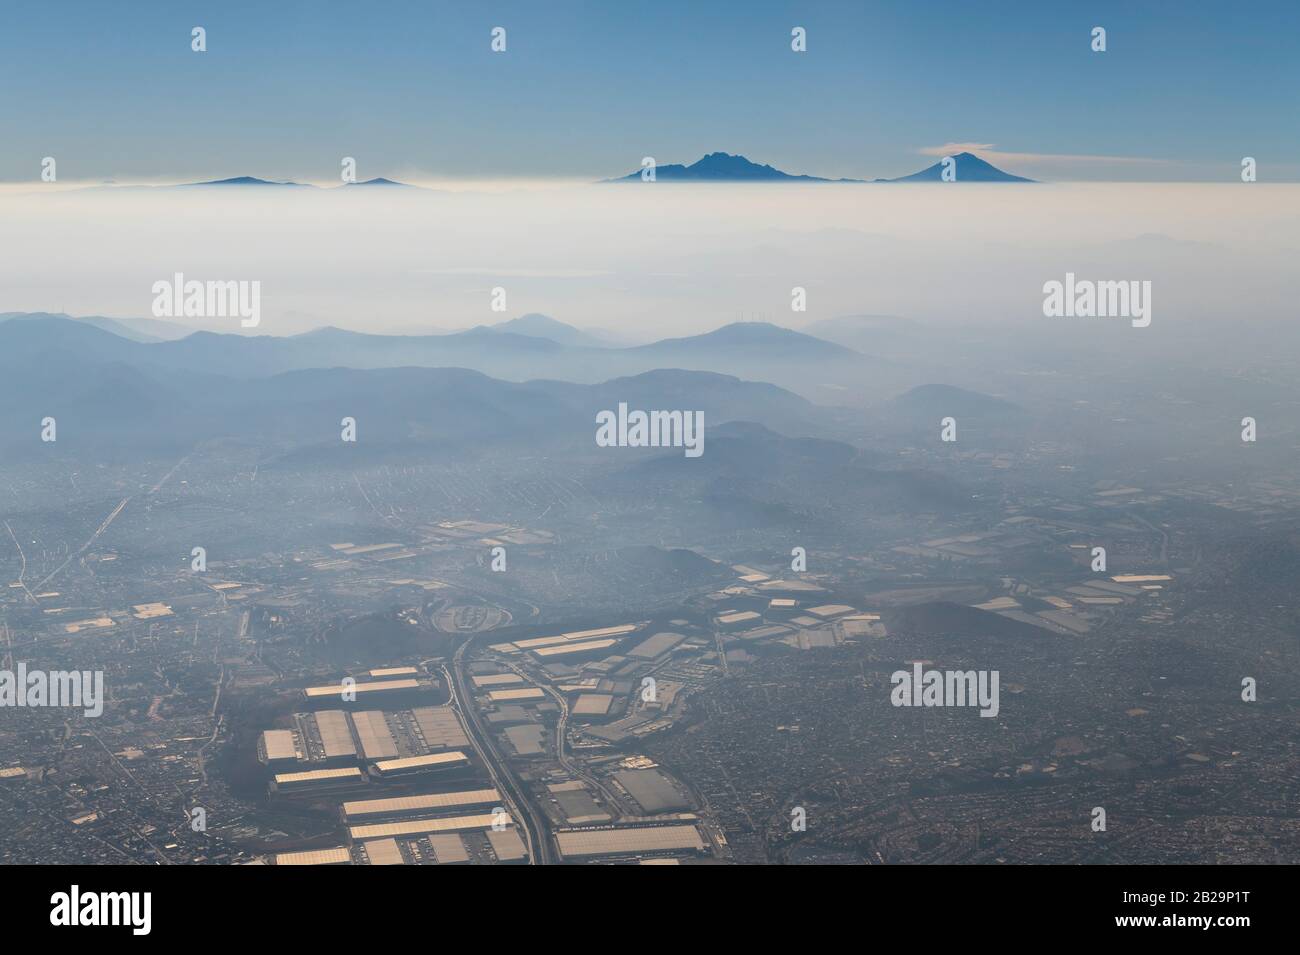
445, 643, 554, 865
503, 659, 628, 815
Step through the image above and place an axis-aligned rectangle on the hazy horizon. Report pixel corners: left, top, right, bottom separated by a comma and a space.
3, 1, 1298, 184
3, 182, 1296, 339
2, 0, 1297, 893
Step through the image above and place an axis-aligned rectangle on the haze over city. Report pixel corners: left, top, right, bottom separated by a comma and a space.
0, 5, 1295, 923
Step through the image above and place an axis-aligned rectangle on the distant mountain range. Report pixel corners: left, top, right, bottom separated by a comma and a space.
628, 321, 857, 360
0, 314, 861, 392
184, 175, 418, 189
4, 313, 1045, 422
0, 311, 195, 342
606, 152, 865, 183
183, 176, 316, 188
84, 176, 422, 191
0, 317, 827, 457
0, 313, 991, 521
72, 150, 1033, 192
607, 150, 1034, 183
477, 313, 621, 348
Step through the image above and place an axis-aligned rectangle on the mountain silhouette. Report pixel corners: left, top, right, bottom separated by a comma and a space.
0, 310, 180, 343
0, 319, 819, 454
0, 313, 866, 405
485, 313, 614, 347
882, 151, 1033, 183
608, 152, 862, 183
893, 383, 1022, 416
342, 177, 413, 188
630, 322, 857, 359
606, 150, 1032, 183
181, 176, 315, 188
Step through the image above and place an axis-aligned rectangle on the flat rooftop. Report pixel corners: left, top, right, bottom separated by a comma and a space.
532, 639, 616, 658
348, 813, 509, 840
718, 611, 761, 624
362, 838, 405, 866
488, 827, 528, 861
352, 710, 399, 761
807, 604, 856, 618
426, 833, 470, 864
260, 729, 298, 762
274, 847, 352, 866
556, 825, 706, 858
273, 767, 365, 785
343, 786, 497, 819
311, 710, 356, 759
573, 693, 614, 716
472, 673, 526, 687
411, 706, 471, 749
513, 624, 636, 650
628, 631, 687, 659
372, 751, 470, 774
488, 687, 546, 701
304, 678, 420, 698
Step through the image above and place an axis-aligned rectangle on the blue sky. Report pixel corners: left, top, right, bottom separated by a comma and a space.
2, 0, 1297, 182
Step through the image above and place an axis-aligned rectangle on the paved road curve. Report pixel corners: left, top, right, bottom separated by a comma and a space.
445, 642, 554, 865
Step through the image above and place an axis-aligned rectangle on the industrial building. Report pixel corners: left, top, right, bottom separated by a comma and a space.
572, 693, 614, 717
308, 710, 357, 762
531, 638, 618, 660
351, 710, 400, 761
410, 706, 471, 750
257, 729, 301, 766
426, 833, 470, 864
487, 827, 528, 863
717, 610, 762, 631
471, 673, 525, 687
613, 768, 691, 813
369, 666, 419, 679
547, 780, 612, 825
360, 838, 405, 865
627, 631, 687, 660
273, 847, 352, 866
766, 598, 799, 619
302, 678, 423, 703
487, 687, 545, 702
272, 767, 365, 793
341, 787, 499, 820
348, 812, 509, 841
264, 706, 469, 774
371, 751, 471, 778
504, 724, 546, 756
554, 825, 706, 859
492, 624, 638, 654
807, 604, 856, 620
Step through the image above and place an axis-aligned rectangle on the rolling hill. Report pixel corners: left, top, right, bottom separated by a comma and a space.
0, 319, 822, 454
